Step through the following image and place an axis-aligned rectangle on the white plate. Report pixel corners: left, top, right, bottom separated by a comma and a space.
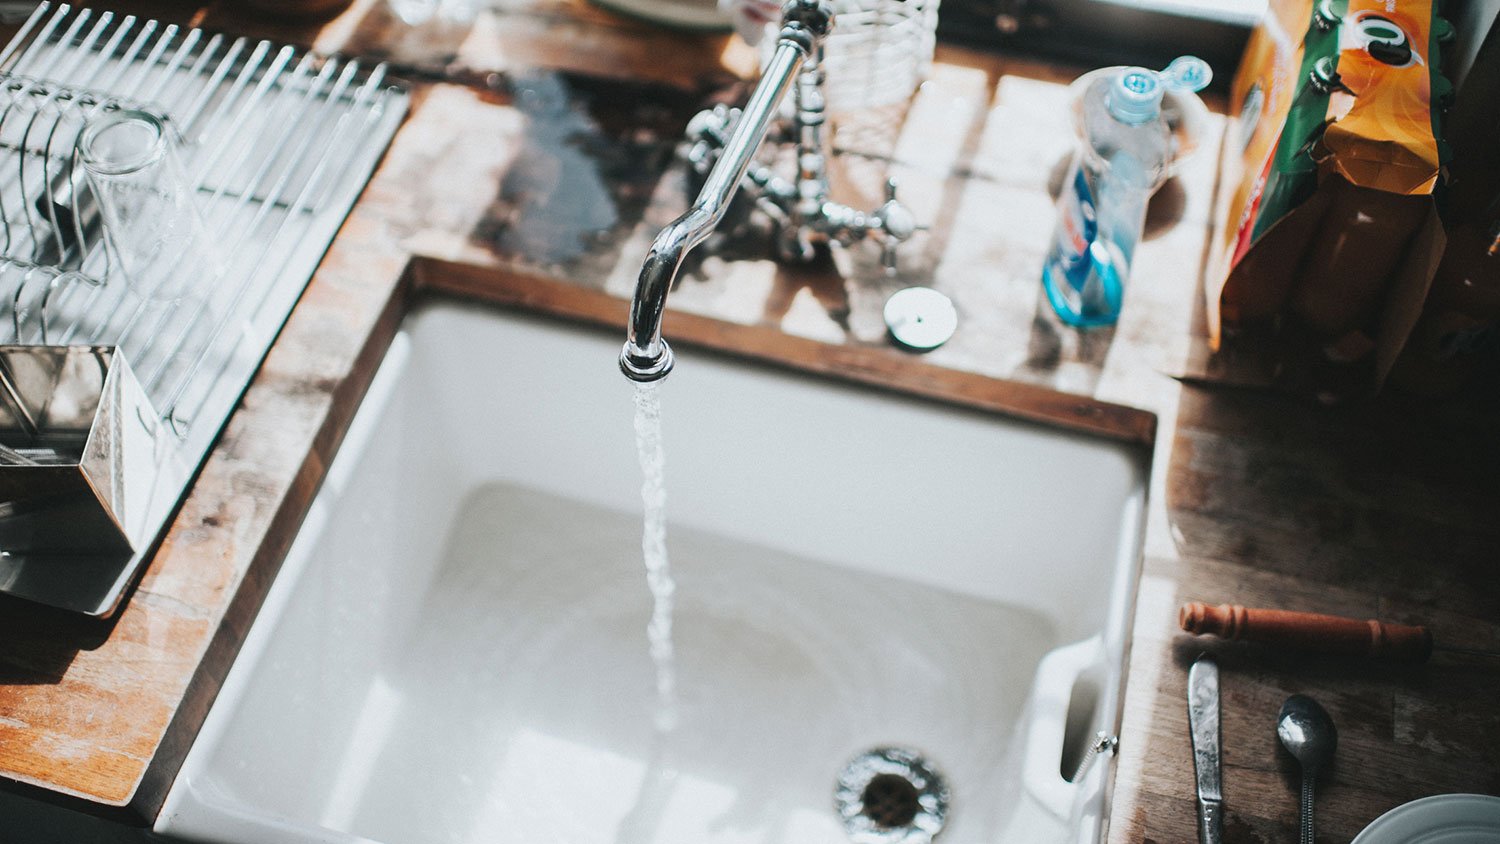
1353, 794, 1500, 844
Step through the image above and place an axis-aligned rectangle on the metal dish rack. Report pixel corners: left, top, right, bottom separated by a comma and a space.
0, 3, 408, 616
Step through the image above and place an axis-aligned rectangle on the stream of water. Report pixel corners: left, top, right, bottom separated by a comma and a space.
632, 382, 678, 733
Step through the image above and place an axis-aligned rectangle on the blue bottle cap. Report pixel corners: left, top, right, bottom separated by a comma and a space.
1160, 56, 1212, 93
1107, 68, 1164, 125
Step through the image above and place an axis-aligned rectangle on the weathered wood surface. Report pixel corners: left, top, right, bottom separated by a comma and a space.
1, 0, 1497, 839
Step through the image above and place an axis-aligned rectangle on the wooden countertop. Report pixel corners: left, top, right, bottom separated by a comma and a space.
1, 0, 1497, 837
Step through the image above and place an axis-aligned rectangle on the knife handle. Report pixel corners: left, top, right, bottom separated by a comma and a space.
1179, 602, 1434, 663
1198, 799, 1223, 844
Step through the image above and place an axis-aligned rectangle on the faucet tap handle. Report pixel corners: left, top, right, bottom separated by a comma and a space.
686, 104, 736, 145
875, 177, 919, 275
684, 105, 739, 174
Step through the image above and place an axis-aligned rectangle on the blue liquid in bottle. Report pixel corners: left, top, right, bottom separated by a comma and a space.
1042, 166, 1128, 327
1041, 59, 1206, 327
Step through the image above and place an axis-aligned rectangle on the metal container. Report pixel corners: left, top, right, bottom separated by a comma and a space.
0, 345, 171, 613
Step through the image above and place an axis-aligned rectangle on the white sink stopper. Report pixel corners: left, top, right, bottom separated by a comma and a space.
884, 286, 958, 351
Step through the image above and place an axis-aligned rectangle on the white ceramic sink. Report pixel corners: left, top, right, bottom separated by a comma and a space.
155, 298, 1149, 844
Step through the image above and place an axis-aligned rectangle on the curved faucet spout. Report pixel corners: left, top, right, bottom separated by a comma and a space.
619, 0, 834, 382
619, 208, 712, 382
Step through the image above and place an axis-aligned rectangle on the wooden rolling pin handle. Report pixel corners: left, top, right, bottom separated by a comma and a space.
1178, 602, 1434, 663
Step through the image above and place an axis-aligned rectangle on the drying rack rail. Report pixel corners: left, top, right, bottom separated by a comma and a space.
0, 3, 409, 616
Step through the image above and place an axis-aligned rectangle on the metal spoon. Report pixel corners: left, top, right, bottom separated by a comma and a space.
1277, 694, 1338, 844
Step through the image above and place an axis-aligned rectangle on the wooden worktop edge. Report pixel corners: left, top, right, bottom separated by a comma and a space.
129, 272, 417, 821
413, 258, 1160, 450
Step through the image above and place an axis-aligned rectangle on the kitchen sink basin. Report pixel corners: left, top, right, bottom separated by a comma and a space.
154, 293, 1150, 844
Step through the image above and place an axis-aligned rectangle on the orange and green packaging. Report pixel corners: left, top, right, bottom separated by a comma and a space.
1206, 0, 1451, 390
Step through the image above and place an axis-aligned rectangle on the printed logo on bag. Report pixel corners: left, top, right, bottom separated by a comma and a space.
1348, 13, 1420, 67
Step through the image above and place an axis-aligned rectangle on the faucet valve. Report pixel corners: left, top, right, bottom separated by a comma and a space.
874, 177, 918, 274
778, 0, 836, 48
678, 42, 922, 275
684, 105, 735, 170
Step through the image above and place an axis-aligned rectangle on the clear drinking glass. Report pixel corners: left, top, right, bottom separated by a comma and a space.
750, 0, 941, 113
77, 108, 221, 303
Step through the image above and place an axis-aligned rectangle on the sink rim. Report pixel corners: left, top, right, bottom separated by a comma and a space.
406, 257, 1158, 451
158, 269, 1152, 839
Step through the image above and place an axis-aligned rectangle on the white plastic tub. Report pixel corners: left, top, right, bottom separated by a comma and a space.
157, 299, 1149, 844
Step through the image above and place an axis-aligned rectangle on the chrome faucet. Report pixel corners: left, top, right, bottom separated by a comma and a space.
619, 0, 917, 383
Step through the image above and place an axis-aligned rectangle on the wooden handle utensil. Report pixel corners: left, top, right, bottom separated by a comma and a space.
1178, 602, 1435, 662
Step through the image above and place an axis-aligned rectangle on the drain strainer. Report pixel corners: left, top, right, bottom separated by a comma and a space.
835, 747, 950, 844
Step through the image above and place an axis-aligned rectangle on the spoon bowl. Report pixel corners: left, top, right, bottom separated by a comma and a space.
1278, 694, 1338, 771
1278, 694, 1338, 844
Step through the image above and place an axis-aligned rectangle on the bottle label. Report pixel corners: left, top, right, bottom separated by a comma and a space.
1056, 165, 1098, 292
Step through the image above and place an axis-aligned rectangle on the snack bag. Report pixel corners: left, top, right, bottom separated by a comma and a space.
1206, 0, 1450, 390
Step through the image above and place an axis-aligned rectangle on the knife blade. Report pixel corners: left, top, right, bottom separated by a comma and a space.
1188, 656, 1223, 844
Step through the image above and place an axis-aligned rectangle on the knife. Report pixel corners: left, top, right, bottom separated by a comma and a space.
1188, 656, 1223, 844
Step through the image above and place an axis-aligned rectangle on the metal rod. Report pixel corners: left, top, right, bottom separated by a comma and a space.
167, 66, 390, 424
0, 440, 39, 465
46, 8, 107, 83
14, 91, 59, 262
121, 51, 328, 353
5, 3, 67, 77
136, 53, 340, 381
53, 34, 245, 343
186, 42, 287, 184
177, 36, 247, 137
32, 89, 78, 273
113, 20, 161, 85
93, 47, 304, 352
76, 14, 133, 88
0, 355, 39, 437
306, 72, 391, 212
0, 2, 53, 71
121, 24, 176, 99
139, 27, 200, 107
28, 6, 91, 83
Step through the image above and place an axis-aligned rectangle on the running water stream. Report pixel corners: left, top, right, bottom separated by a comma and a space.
632, 382, 678, 733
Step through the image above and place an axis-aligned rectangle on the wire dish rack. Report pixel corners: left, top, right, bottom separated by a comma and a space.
0, 3, 408, 616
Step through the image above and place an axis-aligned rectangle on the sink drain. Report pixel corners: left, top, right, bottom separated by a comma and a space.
835, 747, 949, 844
